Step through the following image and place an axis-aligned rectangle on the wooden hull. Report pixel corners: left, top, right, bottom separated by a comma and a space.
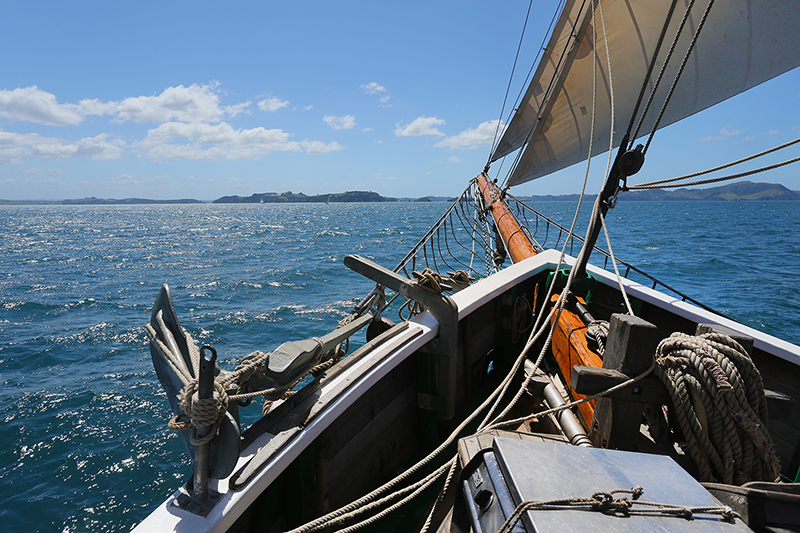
135, 250, 800, 532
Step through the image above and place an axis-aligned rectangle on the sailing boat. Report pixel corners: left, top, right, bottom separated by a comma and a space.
136, 1, 800, 531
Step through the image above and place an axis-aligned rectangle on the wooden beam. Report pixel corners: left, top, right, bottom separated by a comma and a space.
570, 366, 671, 404
589, 314, 661, 450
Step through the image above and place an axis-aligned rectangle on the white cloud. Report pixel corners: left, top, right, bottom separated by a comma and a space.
301, 140, 345, 154
434, 119, 504, 150
361, 82, 387, 94
380, 95, 391, 103
323, 115, 356, 130
0, 83, 255, 126
0, 86, 113, 126
19, 167, 64, 176
116, 83, 248, 123
720, 125, 744, 136
303, 105, 314, 111
0, 129, 124, 164
258, 97, 290, 112
395, 116, 446, 137
448, 156, 463, 163
138, 121, 342, 160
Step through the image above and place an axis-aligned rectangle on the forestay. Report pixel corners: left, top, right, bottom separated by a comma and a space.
492, 0, 800, 187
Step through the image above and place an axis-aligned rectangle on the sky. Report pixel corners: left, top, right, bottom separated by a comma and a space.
1, 0, 799, 201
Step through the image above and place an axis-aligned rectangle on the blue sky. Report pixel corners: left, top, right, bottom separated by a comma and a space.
2, 0, 798, 201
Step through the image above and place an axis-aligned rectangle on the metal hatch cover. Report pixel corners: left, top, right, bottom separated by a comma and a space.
491, 437, 751, 532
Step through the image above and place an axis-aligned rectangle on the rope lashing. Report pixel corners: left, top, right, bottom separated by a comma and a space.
414, 268, 444, 293
497, 485, 739, 533
449, 269, 471, 288
174, 380, 230, 446
399, 268, 447, 320
654, 332, 780, 484
586, 320, 610, 356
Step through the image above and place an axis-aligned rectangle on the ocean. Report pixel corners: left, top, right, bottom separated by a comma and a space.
1, 200, 798, 532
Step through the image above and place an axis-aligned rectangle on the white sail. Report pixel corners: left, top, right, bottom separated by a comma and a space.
494, 0, 800, 187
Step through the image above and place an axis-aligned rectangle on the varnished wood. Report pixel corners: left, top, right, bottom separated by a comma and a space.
548, 293, 602, 424
476, 174, 538, 263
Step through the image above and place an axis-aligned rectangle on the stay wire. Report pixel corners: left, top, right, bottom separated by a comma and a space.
490, 0, 566, 167
499, 0, 592, 190
627, 155, 800, 190
631, 0, 699, 143
623, 0, 680, 146
643, 0, 717, 154
489, 0, 536, 163
628, 137, 800, 189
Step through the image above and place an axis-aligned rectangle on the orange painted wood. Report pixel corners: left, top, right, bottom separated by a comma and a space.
476, 174, 537, 263
549, 294, 603, 424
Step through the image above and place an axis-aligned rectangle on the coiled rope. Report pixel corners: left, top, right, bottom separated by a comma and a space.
654, 332, 780, 484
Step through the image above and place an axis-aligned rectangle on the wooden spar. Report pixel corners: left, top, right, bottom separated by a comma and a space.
549, 294, 602, 425
476, 174, 537, 263
477, 174, 601, 427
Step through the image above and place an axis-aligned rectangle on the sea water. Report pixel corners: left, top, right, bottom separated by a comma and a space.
1, 200, 798, 532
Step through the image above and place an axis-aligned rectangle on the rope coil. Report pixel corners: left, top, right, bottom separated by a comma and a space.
654, 332, 780, 484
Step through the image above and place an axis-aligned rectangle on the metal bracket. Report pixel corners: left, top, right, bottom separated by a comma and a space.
344, 255, 459, 419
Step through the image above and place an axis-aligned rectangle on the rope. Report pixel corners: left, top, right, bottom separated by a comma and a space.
629, 136, 800, 188
497, 485, 739, 533
644, 0, 716, 154
586, 320, 609, 356
653, 332, 780, 484
414, 268, 444, 293
599, 211, 634, 315
626, 155, 800, 190
168, 339, 343, 430
175, 380, 230, 446
449, 269, 471, 289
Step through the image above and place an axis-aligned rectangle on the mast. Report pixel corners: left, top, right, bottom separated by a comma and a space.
476, 173, 537, 263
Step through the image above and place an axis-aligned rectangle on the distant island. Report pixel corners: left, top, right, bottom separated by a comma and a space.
1, 182, 798, 205
517, 181, 800, 202
213, 190, 396, 204
0, 197, 204, 206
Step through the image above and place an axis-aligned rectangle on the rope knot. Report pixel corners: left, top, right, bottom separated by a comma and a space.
720, 507, 737, 523
590, 492, 632, 516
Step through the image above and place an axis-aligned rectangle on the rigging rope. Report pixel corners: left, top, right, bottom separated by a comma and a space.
627, 155, 800, 190
489, 0, 536, 162
631, 136, 800, 188
624, 0, 680, 145
643, 0, 717, 154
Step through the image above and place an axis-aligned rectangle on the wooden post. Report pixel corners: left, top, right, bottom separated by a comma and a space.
590, 314, 661, 449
